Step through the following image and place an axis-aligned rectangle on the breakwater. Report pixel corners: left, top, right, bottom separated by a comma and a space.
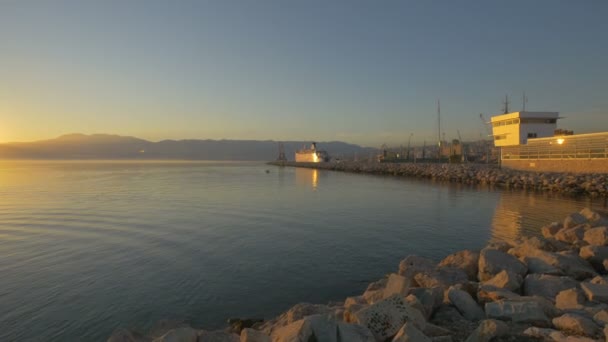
109, 208, 608, 341
270, 161, 608, 197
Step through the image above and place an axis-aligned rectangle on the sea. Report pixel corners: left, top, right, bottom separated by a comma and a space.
0, 160, 605, 341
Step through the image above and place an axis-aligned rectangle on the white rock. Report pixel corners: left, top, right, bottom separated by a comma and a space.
482, 270, 522, 292
584, 227, 608, 246
438, 250, 480, 281
523, 274, 578, 301
478, 248, 527, 282
556, 288, 586, 310
270, 315, 337, 342
383, 273, 410, 298
564, 213, 588, 229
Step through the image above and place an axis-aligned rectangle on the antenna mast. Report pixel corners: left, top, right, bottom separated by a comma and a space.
437, 99, 442, 159
502, 94, 510, 114
522, 91, 528, 111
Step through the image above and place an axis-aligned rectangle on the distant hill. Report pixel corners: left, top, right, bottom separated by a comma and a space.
0, 134, 378, 161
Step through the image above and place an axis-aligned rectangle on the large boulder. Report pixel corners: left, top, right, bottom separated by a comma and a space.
481, 270, 522, 293
352, 294, 426, 341
552, 313, 599, 337
336, 323, 375, 342
523, 327, 596, 342
564, 212, 588, 229
153, 327, 199, 342
270, 315, 337, 342
579, 245, 608, 272
463, 319, 509, 342
580, 282, 608, 303
239, 329, 270, 342
485, 300, 551, 327
260, 303, 334, 335
523, 274, 578, 301
584, 227, 608, 246
478, 248, 527, 282
510, 245, 597, 280
554, 225, 587, 244
414, 267, 469, 289
399, 255, 435, 284
555, 288, 586, 310
391, 322, 432, 342
409, 287, 443, 320
580, 208, 608, 227
476, 285, 521, 304
383, 273, 411, 299
438, 250, 480, 281
541, 222, 563, 238
198, 331, 240, 342
447, 287, 485, 321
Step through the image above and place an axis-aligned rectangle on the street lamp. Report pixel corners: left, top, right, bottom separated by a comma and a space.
407, 133, 414, 161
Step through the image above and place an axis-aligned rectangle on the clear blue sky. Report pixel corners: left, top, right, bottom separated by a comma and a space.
1, 0, 607, 146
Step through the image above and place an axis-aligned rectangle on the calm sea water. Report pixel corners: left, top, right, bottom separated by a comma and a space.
0, 161, 605, 341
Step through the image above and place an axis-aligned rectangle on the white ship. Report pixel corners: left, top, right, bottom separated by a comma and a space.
295, 142, 329, 163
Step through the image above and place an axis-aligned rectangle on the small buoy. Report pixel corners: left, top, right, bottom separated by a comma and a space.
265, 170, 270, 173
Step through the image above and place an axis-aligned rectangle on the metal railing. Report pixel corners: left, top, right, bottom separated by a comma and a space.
501, 132, 608, 160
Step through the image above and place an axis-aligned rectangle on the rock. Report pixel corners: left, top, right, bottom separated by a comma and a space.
523, 327, 596, 342
438, 250, 480, 281
553, 313, 599, 337
345, 296, 367, 309
478, 248, 527, 282
477, 285, 521, 304
384, 273, 411, 298
541, 222, 563, 238
228, 319, 264, 334
353, 294, 426, 341
414, 267, 469, 289
584, 227, 608, 246
564, 213, 588, 229
511, 296, 562, 319
409, 287, 443, 320
580, 208, 608, 227
463, 319, 509, 342
447, 287, 485, 321
153, 327, 199, 342
260, 303, 333, 335
482, 270, 522, 292
579, 245, 608, 272
523, 274, 579, 301
362, 289, 385, 304
593, 310, 608, 326
485, 300, 551, 327
431, 305, 466, 323
270, 315, 337, 342
556, 288, 586, 310
404, 294, 427, 319
423, 323, 451, 337
430, 337, 452, 342
392, 322, 432, 342
555, 225, 587, 244
240, 329, 270, 342
198, 331, 240, 342
510, 246, 596, 280
108, 329, 151, 342
581, 282, 608, 303
336, 322, 375, 342
399, 255, 436, 284
484, 241, 513, 253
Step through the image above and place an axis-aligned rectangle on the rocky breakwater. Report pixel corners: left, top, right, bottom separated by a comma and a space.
270, 161, 608, 197
109, 208, 608, 342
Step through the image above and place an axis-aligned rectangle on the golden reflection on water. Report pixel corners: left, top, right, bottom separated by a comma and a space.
295, 167, 319, 190
490, 191, 606, 243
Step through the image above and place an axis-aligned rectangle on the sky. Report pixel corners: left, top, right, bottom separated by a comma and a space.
1, 0, 607, 147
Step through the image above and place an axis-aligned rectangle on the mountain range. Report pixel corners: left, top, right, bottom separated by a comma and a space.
0, 134, 378, 161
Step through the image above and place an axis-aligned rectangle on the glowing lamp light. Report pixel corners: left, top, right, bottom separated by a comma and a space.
557, 138, 565, 145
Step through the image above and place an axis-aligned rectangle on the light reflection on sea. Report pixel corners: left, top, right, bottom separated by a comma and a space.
0, 160, 605, 341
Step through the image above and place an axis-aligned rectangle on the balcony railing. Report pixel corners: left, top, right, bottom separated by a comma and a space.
501, 132, 608, 160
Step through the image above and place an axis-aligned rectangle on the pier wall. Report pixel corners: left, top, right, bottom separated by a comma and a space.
502, 159, 608, 173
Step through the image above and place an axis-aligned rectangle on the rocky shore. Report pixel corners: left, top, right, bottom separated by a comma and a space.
109, 208, 608, 342
269, 162, 608, 197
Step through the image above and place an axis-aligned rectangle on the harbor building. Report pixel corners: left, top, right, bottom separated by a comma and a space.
491, 111, 560, 146
491, 111, 608, 173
